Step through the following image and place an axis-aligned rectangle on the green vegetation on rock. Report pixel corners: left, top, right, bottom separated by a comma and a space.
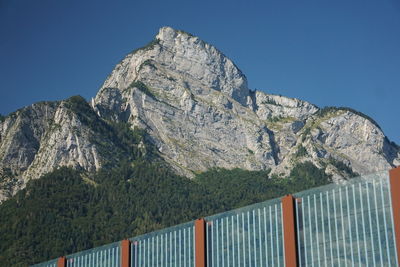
130, 39, 160, 55
64, 96, 99, 126
317, 106, 381, 130
195, 162, 331, 210
129, 81, 156, 99
294, 145, 308, 158
328, 157, 359, 178
138, 59, 157, 71
63, 96, 156, 168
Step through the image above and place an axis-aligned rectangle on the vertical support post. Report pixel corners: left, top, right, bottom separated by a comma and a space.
195, 218, 206, 267
121, 239, 131, 267
57, 256, 66, 267
282, 194, 298, 267
390, 167, 400, 264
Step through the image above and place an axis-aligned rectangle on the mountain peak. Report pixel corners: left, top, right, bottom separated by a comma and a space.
97, 26, 250, 106
155, 27, 203, 48
156, 26, 192, 41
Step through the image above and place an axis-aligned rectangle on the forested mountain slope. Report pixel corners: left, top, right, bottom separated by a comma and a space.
0, 150, 332, 266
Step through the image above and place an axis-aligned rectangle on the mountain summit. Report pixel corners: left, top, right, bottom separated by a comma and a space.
96, 26, 250, 106
0, 26, 399, 201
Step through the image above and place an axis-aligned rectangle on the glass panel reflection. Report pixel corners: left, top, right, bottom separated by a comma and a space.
295, 171, 398, 266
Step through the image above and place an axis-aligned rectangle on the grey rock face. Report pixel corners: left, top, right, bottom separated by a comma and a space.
0, 102, 58, 201
99, 27, 249, 106
1, 26, 399, 201
93, 26, 399, 178
0, 97, 123, 202
272, 109, 400, 181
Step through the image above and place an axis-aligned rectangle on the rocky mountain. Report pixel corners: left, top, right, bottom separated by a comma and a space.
0, 96, 148, 202
0, 26, 399, 202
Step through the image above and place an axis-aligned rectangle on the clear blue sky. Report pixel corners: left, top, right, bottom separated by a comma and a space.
1, 0, 399, 144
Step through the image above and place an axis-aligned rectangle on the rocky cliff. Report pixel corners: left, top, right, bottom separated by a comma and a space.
92, 27, 399, 179
0, 26, 399, 201
0, 96, 140, 202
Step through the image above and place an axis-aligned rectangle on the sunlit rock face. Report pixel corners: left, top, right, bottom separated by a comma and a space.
93, 26, 399, 177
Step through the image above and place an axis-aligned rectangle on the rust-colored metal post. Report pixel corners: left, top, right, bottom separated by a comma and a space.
390, 167, 400, 265
282, 194, 298, 267
57, 256, 66, 267
195, 218, 206, 267
121, 239, 131, 267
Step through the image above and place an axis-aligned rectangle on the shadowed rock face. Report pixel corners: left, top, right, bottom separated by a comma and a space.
1, 26, 399, 201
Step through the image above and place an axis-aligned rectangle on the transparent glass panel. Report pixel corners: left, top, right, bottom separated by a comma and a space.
205, 197, 285, 267
294, 171, 398, 266
64, 241, 120, 267
129, 221, 195, 267
31, 258, 57, 267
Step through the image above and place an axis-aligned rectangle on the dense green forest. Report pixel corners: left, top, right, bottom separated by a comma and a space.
0, 162, 332, 266
0, 120, 336, 266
